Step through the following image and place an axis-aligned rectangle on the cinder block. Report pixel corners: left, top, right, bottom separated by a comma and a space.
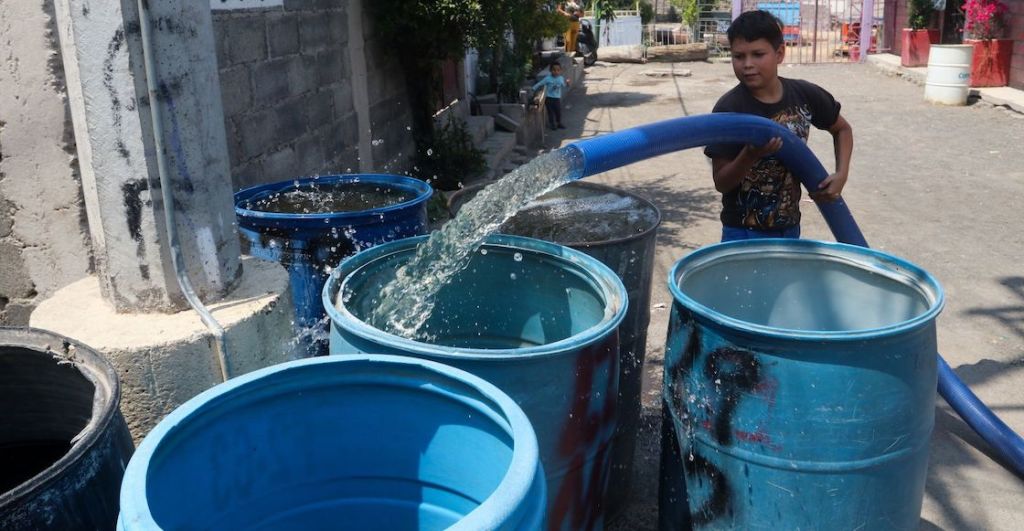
225, 16, 267, 66
262, 146, 298, 182
327, 9, 348, 43
274, 99, 310, 145
316, 48, 344, 84
306, 90, 335, 131
219, 66, 252, 118
287, 55, 318, 96
252, 58, 292, 105
268, 13, 300, 57
295, 134, 325, 175
240, 109, 279, 160
299, 13, 331, 53
333, 78, 354, 115
212, 17, 232, 67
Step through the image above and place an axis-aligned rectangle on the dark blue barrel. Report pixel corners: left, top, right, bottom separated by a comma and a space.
0, 327, 134, 530
118, 355, 546, 530
234, 174, 432, 356
325, 234, 628, 530
663, 240, 943, 529
448, 181, 662, 521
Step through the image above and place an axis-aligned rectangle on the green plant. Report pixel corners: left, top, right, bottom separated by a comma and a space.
638, 1, 655, 25
907, 0, 935, 30
413, 118, 486, 191
669, 0, 699, 32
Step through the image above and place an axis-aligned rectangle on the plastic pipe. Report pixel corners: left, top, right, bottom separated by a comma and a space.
563, 113, 868, 247
563, 113, 1024, 477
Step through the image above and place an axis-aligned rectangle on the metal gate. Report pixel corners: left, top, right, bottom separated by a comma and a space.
739, 0, 886, 63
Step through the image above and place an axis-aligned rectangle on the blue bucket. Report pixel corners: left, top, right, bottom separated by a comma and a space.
662, 240, 943, 529
234, 174, 432, 356
117, 355, 545, 530
324, 234, 628, 530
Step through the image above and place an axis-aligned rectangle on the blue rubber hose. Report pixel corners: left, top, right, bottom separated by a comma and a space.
563, 112, 1024, 477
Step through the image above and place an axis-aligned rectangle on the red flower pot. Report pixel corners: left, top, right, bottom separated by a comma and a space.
965, 38, 1013, 87
901, 29, 939, 67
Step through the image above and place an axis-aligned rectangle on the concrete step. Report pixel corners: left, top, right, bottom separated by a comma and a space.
481, 131, 518, 179
465, 115, 494, 147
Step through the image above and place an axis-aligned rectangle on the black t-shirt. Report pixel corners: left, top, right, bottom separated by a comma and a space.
704, 77, 841, 230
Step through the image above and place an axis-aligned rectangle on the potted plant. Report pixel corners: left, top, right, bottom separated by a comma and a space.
962, 0, 1013, 87
902, 0, 939, 67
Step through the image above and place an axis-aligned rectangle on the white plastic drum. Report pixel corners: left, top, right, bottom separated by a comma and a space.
924, 45, 974, 106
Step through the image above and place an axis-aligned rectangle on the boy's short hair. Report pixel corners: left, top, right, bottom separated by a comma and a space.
727, 10, 785, 50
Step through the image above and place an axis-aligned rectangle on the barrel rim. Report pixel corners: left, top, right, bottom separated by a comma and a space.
323, 233, 629, 359
119, 354, 543, 530
234, 173, 433, 226
0, 327, 121, 505
667, 239, 945, 341
447, 180, 663, 249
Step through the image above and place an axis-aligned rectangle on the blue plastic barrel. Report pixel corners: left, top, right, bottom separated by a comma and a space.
118, 355, 545, 530
234, 174, 432, 356
662, 239, 943, 529
325, 234, 628, 530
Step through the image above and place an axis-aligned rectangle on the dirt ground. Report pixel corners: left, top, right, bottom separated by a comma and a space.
542, 59, 1024, 530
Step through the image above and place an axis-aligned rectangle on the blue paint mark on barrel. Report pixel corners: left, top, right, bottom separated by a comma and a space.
234, 174, 432, 357
118, 355, 546, 530
663, 239, 943, 529
325, 234, 628, 530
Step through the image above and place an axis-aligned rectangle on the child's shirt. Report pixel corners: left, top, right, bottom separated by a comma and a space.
704, 77, 841, 230
532, 74, 567, 99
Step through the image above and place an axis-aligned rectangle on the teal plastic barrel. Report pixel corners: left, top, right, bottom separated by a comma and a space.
325, 234, 628, 530
663, 239, 943, 529
118, 355, 546, 530
448, 181, 662, 521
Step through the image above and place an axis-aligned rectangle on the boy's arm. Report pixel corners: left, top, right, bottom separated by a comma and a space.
809, 114, 853, 202
710, 138, 783, 193
531, 76, 547, 93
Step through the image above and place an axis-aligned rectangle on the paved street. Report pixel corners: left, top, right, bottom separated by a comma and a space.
544, 60, 1024, 530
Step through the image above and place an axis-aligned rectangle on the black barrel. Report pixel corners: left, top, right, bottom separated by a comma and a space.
0, 327, 134, 530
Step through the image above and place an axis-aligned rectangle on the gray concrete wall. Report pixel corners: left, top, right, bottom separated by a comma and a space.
0, 0, 91, 325
213, 0, 416, 190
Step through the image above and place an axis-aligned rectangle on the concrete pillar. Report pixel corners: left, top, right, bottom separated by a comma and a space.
347, 0, 375, 172
54, 0, 240, 313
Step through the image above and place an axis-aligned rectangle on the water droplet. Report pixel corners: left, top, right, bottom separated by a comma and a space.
426, 148, 433, 156
510, 273, 517, 280
480, 248, 488, 255
513, 252, 523, 262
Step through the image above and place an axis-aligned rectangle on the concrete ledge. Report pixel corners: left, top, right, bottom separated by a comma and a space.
31, 256, 296, 441
867, 53, 1024, 114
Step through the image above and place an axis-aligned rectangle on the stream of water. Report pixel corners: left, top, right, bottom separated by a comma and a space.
359, 148, 584, 340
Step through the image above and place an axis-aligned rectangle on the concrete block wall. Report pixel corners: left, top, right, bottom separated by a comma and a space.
0, 0, 92, 326
213, 0, 415, 191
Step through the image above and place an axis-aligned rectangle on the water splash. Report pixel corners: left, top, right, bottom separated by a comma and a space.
361, 148, 584, 339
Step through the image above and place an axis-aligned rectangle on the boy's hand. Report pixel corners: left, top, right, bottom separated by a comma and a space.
809, 172, 847, 202
742, 137, 783, 160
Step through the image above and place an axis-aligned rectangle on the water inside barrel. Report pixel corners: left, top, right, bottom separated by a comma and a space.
245, 182, 417, 214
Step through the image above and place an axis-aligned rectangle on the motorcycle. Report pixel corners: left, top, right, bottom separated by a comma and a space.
577, 19, 598, 66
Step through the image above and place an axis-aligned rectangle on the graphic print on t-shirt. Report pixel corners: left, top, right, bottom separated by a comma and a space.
737, 105, 811, 229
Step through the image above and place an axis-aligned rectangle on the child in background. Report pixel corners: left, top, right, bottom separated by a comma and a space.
704, 10, 854, 242
532, 63, 571, 130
